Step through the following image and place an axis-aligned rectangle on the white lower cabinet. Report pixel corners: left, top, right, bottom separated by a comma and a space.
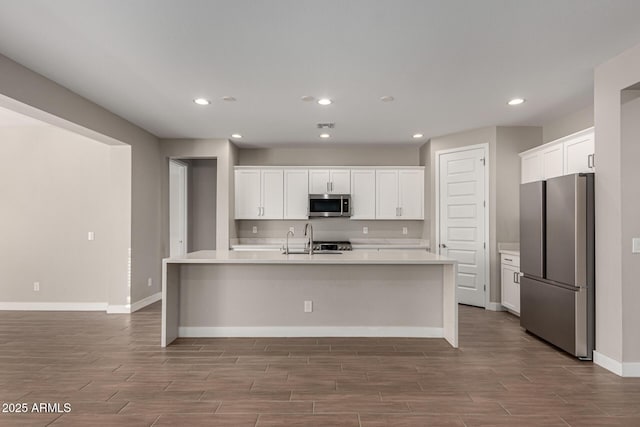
501, 253, 520, 315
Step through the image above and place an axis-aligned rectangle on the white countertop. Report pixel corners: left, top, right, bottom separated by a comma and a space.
165, 249, 454, 265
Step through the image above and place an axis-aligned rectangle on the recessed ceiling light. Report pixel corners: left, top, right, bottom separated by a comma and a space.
317, 98, 332, 106
301, 95, 315, 102
222, 96, 236, 102
194, 98, 211, 105
319, 133, 331, 139
508, 98, 526, 106
380, 95, 395, 102
413, 133, 424, 139
231, 134, 242, 139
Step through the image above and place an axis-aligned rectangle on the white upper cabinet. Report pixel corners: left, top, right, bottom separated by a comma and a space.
375, 168, 424, 219
398, 169, 424, 219
541, 144, 564, 180
309, 169, 350, 194
521, 151, 543, 183
350, 169, 376, 220
284, 169, 309, 219
520, 128, 594, 184
564, 131, 595, 174
235, 168, 283, 219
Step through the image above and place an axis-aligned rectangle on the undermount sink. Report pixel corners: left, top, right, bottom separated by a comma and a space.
281, 249, 343, 255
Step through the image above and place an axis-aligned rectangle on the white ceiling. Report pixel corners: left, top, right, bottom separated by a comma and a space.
1, 1, 640, 147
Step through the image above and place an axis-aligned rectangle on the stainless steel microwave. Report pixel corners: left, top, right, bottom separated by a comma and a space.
308, 194, 351, 217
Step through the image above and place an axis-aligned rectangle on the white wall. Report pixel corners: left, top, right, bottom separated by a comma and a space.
237, 146, 421, 166
593, 41, 640, 372
0, 126, 130, 307
0, 53, 162, 308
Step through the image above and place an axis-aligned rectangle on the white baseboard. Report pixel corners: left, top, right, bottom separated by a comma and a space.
594, 351, 640, 377
130, 292, 162, 313
106, 304, 130, 314
107, 292, 162, 314
485, 302, 505, 311
0, 302, 108, 311
178, 326, 444, 338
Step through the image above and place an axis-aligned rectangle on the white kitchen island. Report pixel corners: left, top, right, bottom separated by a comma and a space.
162, 250, 457, 348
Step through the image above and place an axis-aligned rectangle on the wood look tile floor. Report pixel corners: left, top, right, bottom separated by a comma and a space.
1, 304, 640, 426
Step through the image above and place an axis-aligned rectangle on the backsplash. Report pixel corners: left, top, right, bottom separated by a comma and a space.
236, 218, 426, 241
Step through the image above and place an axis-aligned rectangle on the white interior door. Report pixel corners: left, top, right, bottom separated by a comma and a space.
169, 160, 188, 257
439, 147, 486, 307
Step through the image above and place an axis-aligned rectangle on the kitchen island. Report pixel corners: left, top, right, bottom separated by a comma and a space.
162, 250, 457, 348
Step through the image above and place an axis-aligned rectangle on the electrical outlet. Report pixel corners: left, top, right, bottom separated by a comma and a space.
252, 226, 258, 234
363, 226, 368, 235
304, 300, 313, 313
88, 231, 95, 241
33, 282, 40, 292
402, 227, 408, 235
289, 226, 295, 234
147, 278, 153, 287
633, 237, 640, 253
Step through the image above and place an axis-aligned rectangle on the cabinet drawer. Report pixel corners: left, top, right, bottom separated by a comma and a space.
501, 254, 520, 267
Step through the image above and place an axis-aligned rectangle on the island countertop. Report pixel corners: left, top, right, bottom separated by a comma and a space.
165, 249, 455, 265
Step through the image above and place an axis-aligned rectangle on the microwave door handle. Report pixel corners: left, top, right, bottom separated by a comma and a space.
340, 196, 343, 216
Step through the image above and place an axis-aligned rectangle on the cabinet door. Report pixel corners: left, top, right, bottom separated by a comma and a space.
375, 170, 399, 219
398, 169, 424, 219
564, 132, 595, 174
235, 169, 261, 219
284, 169, 309, 219
260, 169, 284, 219
350, 169, 376, 219
501, 263, 520, 314
309, 169, 330, 194
541, 144, 563, 180
521, 151, 543, 183
330, 169, 351, 193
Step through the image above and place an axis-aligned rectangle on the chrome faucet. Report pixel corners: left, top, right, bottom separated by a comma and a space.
304, 223, 314, 255
284, 230, 294, 255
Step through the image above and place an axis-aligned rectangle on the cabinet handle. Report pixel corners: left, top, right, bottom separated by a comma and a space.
505, 258, 513, 262
588, 153, 595, 169
260, 207, 264, 216
326, 182, 330, 193
399, 207, 402, 216
331, 182, 334, 192
257, 206, 261, 216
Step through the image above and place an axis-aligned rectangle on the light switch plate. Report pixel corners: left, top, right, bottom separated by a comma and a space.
88, 231, 95, 241
289, 226, 295, 234
633, 237, 640, 254
252, 226, 258, 234
363, 227, 368, 234
304, 300, 313, 313
402, 227, 408, 235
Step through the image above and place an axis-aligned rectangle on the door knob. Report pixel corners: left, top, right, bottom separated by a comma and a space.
439, 243, 447, 248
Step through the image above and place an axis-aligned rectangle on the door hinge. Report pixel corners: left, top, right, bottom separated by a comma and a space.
484, 284, 486, 291
483, 242, 486, 249
480, 157, 486, 166
483, 200, 486, 208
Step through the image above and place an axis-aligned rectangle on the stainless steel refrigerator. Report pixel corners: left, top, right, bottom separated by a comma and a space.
519, 173, 595, 360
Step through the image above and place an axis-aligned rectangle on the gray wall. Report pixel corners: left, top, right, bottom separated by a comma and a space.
160, 139, 236, 251
0, 126, 129, 305
187, 159, 217, 251
542, 105, 594, 143
428, 126, 541, 304
0, 53, 161, 307
238, 146, 421, 166
594, 40, 640, 366
620, 91, 640, 361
